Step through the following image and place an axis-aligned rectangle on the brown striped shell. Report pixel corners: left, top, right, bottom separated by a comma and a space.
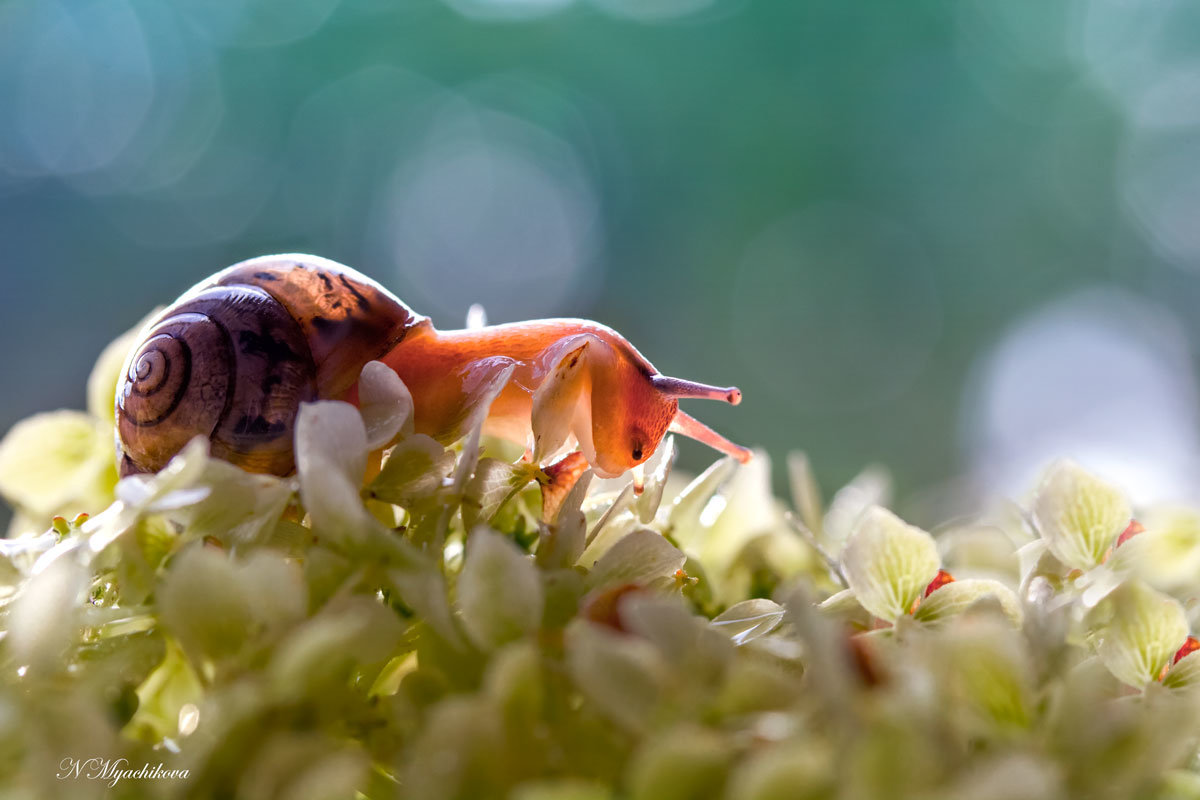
115, 255, 425, 477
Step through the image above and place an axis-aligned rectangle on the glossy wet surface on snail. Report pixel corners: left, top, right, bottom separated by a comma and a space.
115, 254, 750, 479
116, 256, 422, 476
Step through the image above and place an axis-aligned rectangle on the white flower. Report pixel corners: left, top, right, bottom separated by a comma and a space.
1031, 460, 1130, 572
841, 505, 940, 622
912, 579, 1023, 625
1096, 580, 1188, 689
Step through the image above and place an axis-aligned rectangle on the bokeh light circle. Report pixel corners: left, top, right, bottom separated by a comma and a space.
441, 0, 572, 23
962, 288, 1200, 504
175, 0, 343, 47
101, 140, 280, 248
375, 107, 601, 325
1117, 57, 1200, 272
1120, 132, 1200, 269
1075, 0, 1179, 110
0, 0, 154, 178
68, 2, 225, 197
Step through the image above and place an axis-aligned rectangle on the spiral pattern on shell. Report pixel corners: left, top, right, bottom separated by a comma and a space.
115, 255, 423, 477
124, 332, 193, 425
117, 287, 317, 476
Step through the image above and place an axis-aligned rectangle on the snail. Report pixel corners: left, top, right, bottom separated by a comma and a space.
115, 254, 751, 480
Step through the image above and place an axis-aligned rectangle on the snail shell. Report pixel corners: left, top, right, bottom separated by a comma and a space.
115, 255, 425, 476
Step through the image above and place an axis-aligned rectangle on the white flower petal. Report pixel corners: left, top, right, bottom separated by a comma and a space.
1164, 650, 1200, 690
584, 529, 686, 591
823, 465, 892, 555
458, 528, 543, 651
634, 435, 676, 524
1096, 580, 1188, 689
913, 579, 1023, 625
295, 401, 373, 541
841, 505, 940, 622
711, 598, 786, 645
10, 554, 87, 671
358, 361, 414, 451
0, 411, 114, 519
1032, 460, 1129, 571
1126, 507, 1200, 592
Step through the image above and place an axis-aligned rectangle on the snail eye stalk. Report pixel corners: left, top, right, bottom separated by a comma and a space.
651, 376, 742, 406
668, 410, 752, 464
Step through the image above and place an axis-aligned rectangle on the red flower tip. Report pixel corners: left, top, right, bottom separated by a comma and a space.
540, 451, 590, 522
1117, 519, 1145, 548
847, 634, 884, 686
924, 569, 955, 598
581, 583, 645, 633
1174, 636, 1200, 665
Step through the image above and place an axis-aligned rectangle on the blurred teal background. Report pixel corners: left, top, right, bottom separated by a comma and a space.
4, 0, 1200, 529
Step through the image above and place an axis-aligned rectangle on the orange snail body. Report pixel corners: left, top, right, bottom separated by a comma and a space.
115, 255, 751, 479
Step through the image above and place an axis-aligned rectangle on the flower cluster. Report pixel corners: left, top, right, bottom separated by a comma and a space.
3, 327, 1200, 799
